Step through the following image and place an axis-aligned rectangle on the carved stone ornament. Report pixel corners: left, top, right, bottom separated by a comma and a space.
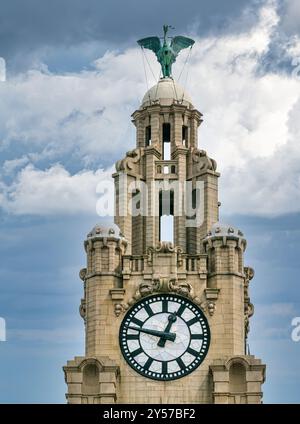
147, 243, 183, 266
199, 288, 220, 316
79, 268, 87, 281
115, 147, 142, 173
168, 279, 194, 298
244, 266, 255, 337
114, 303, 124, 317
79, 298, 86, 322
116, 278, 207, 316
192, 148, 217, 173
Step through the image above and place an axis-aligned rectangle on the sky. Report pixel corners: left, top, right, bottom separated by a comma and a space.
0, 0, 300, 403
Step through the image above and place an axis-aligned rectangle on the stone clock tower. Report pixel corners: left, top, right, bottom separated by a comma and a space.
63, 32, 266, 404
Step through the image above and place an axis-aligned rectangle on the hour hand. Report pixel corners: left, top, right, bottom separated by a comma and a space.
126, 325, 176, 342
157, 313, 177, 348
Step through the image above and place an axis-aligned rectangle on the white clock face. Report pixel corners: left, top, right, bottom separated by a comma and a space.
119, 293, 210, 381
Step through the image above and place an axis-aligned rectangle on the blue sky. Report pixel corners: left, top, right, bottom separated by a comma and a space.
1, 0, 300, 403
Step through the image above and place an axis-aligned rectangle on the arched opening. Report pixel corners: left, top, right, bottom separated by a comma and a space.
82, 363, 100, 395
162, 123, 171, 160
182, 125, 188, 147
229, 363, 247, 393
159, 189, 174, 243
145, 125, 151, 146
131, 189, 144, 255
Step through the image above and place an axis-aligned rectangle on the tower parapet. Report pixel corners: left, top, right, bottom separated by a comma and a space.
84, 223, 127, 275
203, 222, 246, 276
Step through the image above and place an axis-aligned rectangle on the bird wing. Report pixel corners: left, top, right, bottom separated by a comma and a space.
170, 36, 195, 55
137, 37, 161, 55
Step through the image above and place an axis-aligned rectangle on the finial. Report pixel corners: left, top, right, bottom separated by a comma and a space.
137, 25, 195, 78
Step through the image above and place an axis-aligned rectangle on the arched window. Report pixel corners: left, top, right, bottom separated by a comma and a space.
182, 125, 188, 147
162, 123, 171, 160
145, 125, 151, 146
159, 190, 174, 243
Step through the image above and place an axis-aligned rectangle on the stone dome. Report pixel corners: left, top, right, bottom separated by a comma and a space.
86, 223, 125, 240
141, 78, 193, 107
205, 222, 245, 239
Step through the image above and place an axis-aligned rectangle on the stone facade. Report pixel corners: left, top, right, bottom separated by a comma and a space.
64, 78, 265, 404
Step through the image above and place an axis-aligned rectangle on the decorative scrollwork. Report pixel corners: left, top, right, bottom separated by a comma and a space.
79, 298, 86, 322
115, 148, 142, 173
147, 243, 183, 267
79, 268, 87, 281
244, 266, 255, 337
117, 278, 206, 315
168, 279, 194, 298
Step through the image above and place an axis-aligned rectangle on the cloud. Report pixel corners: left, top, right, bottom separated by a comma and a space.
250, 301, 299, 343
0, 164, 114, 215
0, 50, 145, 168
281, 0, 300, 35
2, 156, 29, 175
1, 0, 300, 216
0, 57, 6, 81
0, 0, 254, 72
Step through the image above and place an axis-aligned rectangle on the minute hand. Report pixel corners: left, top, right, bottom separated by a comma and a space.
157, 313, 177, 347
126, 325, 176, 342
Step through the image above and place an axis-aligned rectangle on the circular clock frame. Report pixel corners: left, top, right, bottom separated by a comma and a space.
119, 293, 210, 381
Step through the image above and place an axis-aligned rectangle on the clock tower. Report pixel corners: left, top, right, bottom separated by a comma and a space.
63, 32, 266, 404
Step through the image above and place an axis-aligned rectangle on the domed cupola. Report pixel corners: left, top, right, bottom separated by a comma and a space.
142, 78, 193, 108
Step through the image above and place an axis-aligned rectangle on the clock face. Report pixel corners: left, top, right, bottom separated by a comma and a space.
119, 293, 210, 381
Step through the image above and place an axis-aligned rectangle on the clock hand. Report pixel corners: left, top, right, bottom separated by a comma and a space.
157, 313, 177, 347
126, 325, 176, 342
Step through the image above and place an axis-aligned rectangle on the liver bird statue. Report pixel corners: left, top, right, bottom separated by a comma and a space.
137, 25, 195, 78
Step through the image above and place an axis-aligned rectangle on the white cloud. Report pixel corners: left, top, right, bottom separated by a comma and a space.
0, 49, 145, 166
2, 156, 29, 176
0, 57, 6, 82
0, 164, 114, 216
1, 0, 300, 216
